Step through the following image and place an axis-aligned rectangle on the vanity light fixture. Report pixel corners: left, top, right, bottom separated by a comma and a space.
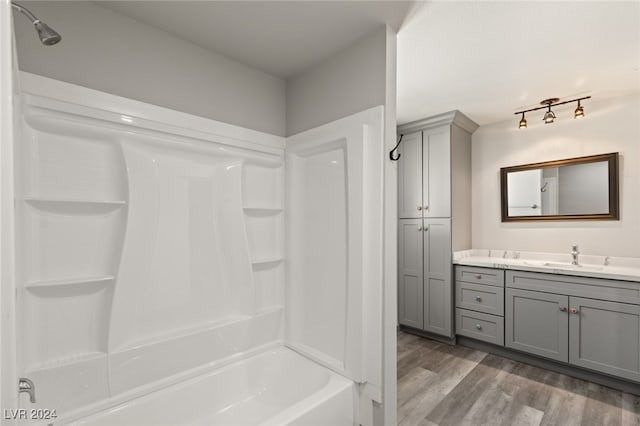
542, 99, 557, 124
574, 100, 585, 119
518, 112, 527, 129
514, 96, 590, 128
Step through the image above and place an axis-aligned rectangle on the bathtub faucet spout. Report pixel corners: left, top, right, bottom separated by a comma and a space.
19, 377, 36, 403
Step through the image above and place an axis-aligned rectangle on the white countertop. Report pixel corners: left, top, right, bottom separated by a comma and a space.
454, 249, 640, 283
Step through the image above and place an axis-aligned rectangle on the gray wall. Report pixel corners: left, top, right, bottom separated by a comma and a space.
285, 27, 387, 136
13, 2, 286, 136
472, 94, 640, 258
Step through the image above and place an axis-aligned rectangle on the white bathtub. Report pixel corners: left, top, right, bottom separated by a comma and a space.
70, 347, 355, 426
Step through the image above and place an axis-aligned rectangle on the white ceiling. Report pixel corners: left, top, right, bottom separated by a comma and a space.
97, 1, 640, 128
97, 1, 415, 79
397, 1, 640, 126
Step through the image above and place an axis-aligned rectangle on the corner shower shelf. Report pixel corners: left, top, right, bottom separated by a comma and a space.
24, 198, 126, 214
251, 257, 284, 266
25, 275, 115, 290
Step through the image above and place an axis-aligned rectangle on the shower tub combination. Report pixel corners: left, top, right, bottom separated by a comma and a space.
3, 71, 385, 425
74, 348, 355, 426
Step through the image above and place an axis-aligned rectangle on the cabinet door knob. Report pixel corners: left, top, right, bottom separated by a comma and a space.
417, 205, 423, 211
424, 226, 429, 232
475, 296, 482, 302
475, 274, 482, 279
418, 226, 423, 231
570, 308, 579, 314
559, 306, 567, 312
475, 323, 482, 330
424, 205, 429, 211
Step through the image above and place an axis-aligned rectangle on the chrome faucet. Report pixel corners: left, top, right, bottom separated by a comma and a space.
19, 377, 36, 403
571, 244, 580, 266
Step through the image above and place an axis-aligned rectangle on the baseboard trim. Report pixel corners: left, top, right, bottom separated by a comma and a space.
457, 336, 640, 396
399, 325, 456, 345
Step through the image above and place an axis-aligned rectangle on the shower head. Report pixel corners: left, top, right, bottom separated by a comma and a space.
12, 1, 62, 46
33, 20, 62, 46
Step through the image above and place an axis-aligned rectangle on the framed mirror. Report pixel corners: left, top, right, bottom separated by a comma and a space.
500, 152, 619, 222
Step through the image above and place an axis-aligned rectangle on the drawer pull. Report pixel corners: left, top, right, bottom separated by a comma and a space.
475, 296, 482, 302
570, 308, 579, 314
475, 274, 482, 279
559, 306, 567, 312
474, 323, 482, 330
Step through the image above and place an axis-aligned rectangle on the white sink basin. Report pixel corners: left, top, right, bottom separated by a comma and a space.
523, 260, 604, 272
522, 260, 548, 267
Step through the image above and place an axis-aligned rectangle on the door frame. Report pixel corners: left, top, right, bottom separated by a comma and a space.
1, 0, 19, 419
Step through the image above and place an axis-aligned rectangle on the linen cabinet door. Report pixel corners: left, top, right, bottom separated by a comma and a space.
397, 132, 423, 219
505, 288, 569, 362
398, 219, 424, 329
423, 218, 452, 337
422, 126, 450, 218
569, 297, 640, 382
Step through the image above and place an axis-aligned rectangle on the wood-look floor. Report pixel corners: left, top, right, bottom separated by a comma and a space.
397, 331, 640, 426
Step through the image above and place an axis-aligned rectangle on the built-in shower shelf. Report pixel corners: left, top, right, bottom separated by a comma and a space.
243, 206, 283, 214
251, 257, 284, 266
24, 197, 126, 214
25, 275, 115, 290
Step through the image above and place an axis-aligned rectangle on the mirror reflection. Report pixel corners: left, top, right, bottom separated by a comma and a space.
501, 153, 619, 221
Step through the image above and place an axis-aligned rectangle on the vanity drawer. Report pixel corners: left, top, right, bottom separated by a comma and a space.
505, 270, 640, 305
456, 281, 504, 316
456, 266, 505, 287
456, 308, 504, 346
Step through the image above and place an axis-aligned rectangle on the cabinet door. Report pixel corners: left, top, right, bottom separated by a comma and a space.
398, 132, 423, 219
569, 297, 640, 382
398, 219, 423, 328
423, 126, 450, 218
423, 218, 452, 336
505, 288, 569, 362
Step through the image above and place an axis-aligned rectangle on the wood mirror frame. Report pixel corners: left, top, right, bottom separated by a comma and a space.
500, 152, 619, 222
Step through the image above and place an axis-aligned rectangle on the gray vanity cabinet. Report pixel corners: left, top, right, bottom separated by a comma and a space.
398, 218, 424, 329
505, 288, 569, 362
398, 218, 452, 334
397, 128, 451, 220
397, 132, 423, 219
569, 297, 640, 382
397, 111, 479, 338
422, 218, 452, 336
504, 269, 640, 383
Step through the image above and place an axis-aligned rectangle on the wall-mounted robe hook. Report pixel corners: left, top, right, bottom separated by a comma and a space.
390, 134, 403, 161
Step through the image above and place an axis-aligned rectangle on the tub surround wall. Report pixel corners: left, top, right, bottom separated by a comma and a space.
286, 108, 384, 397
16, 73, 286, 419
472, 94, 640, 258
12, 73, 387, 425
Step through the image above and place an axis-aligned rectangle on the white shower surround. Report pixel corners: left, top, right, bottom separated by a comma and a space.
7, 72, 385, 425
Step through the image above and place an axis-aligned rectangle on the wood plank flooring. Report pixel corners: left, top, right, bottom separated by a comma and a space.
397, 331, 640, 426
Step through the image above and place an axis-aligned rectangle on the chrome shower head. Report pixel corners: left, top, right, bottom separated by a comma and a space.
33, 20, 62, 46
12, 1, 62, 46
